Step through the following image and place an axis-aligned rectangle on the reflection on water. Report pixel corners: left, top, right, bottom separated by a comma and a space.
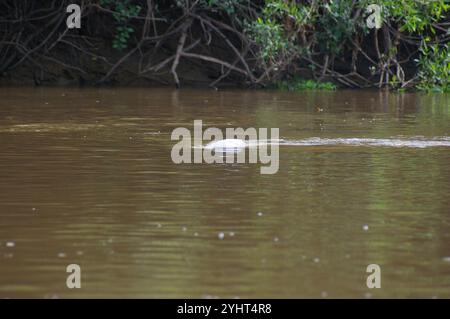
0, 88, 449, 298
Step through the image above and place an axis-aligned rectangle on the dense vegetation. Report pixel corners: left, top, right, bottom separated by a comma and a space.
0, 0, 448, 91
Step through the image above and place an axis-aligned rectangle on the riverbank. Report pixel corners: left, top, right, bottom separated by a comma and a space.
1, 1, 448, 92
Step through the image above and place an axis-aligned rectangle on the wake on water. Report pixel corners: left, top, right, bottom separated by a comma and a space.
279, 137, 450, 148
203, 137, 450, 150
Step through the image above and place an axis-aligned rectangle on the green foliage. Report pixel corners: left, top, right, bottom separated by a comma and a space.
246, 0, 449, 91
245, 0, 311, 63
198, 0, 243, 16
275, 78, 337, 91
316, 0, 363, 55
367, 0, 449, 33
100, 0, 141, 50
5, 0, 449, 88
375, 0, 449, 91
245, 17, 293, 64
264, 0, 312, 27
416, 43, 450, 93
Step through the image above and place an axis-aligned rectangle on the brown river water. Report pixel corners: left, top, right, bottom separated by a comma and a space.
0, 87, 449, 298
